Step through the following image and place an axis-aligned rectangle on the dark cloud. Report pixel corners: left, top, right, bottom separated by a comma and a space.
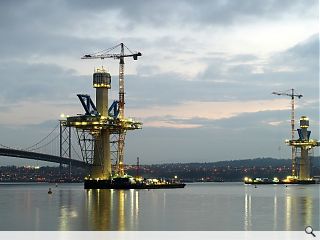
0, 0, 316, 58
63, 0, 316, 27
125, 72, 255, 107
0, 61, 91, 103
124, 34, 319, 109
271, 34, 319, 74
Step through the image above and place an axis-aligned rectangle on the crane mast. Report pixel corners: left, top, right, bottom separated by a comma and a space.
118, 44, 125, 176
272, 88, 303, 177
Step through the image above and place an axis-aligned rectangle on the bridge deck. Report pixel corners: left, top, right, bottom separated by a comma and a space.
0, 148, 89, 168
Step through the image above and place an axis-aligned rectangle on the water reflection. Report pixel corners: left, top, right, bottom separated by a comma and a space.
59, 190, 79, 231
285, 194, 314, 230
273, 194, 277, 230
85, 189, 139, 230
244, 193, 252, 231
244, 186, 318, 231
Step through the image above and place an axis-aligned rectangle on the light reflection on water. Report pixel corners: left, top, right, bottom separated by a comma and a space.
0, 182, 318, 230
84, 189, 140, 230
243, 184, 318, 231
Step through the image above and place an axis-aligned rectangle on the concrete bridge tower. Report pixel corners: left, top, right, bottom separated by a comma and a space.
91, 68, 112, 180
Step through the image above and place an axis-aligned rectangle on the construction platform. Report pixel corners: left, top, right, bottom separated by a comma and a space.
84, 177, 186, 189
244, 177, 316, 185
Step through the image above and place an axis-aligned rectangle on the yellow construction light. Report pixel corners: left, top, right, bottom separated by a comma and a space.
291, 142, 318, 146
244, 177, 253, 182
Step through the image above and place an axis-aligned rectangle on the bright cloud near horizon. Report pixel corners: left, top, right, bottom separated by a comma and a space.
0, 0, 318, 165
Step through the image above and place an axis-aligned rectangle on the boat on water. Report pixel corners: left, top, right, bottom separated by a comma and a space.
84, 175, 186, 189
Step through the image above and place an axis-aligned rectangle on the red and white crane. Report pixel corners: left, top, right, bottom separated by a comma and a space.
272, 88, 303, 177
82, 43, 142, 176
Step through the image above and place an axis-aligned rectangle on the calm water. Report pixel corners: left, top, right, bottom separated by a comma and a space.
0, 182, 318, 231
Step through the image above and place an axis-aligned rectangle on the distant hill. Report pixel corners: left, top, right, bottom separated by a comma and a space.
146, 156, 320, 168
128, 157, 320, 182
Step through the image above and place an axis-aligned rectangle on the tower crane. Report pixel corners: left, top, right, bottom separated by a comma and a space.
82, 43, 142, 177
272, 88, 303, 177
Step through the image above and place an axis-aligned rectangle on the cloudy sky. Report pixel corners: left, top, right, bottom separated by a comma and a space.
0, 0, 318, 165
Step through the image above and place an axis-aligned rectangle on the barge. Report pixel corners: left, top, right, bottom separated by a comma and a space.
244, 176, 316, 185
84, 175, 186, 189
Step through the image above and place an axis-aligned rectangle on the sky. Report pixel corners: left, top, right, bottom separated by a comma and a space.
0, 0, 318, 166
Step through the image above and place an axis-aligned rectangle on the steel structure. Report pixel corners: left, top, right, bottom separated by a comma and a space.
81, 43, 142, 177
286, 116, 319, 180
59, 121, 72, 177
272, 88, 303, 176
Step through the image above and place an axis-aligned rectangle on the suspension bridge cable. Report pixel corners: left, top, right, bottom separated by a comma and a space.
28, 133, 60, 152
0, 143, 16, 149
24, 123, 60, 151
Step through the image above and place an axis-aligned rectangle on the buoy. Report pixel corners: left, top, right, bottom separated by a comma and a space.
55, 183, 58, 187
48, 188, 52, 194
254, 185, 257, 188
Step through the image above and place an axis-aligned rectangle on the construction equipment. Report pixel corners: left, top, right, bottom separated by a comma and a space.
81, 43, 142, 177
272, 88, 303, 176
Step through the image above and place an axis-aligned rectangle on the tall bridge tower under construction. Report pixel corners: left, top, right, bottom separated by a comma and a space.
62, 43, 142, 188
61, 43, 185, 189
286, 116, 319, 181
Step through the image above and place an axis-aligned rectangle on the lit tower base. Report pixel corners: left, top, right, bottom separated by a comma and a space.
63, 67, 142, 189
285, 116, 319, 182
244, 115, 319, 185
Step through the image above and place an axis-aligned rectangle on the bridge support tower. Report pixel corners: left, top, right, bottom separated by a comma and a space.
59, 121, 72, 179
287, 116, 319, 180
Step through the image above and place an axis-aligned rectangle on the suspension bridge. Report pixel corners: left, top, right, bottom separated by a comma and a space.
0, 121, 91, 174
